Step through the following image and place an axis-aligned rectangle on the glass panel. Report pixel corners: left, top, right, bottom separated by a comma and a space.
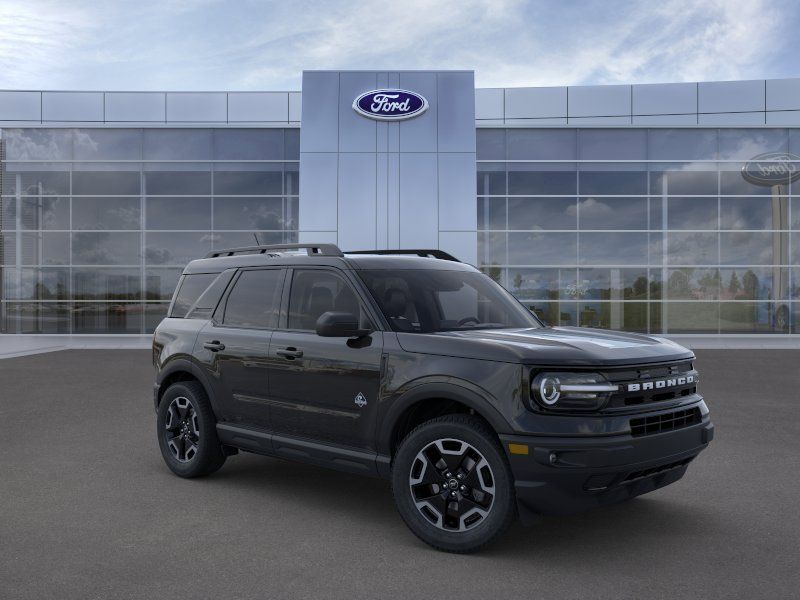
720, 197, 786, 230
20, 197, 70, 230
792, 268, 800, 299
476, 129, 505, 160
211, 231, 295, 249
73, 129, 142, 160
72, 197, 140, 230
577, 268, 650, 300
145, 232, 211, 265
287, 269, 363, 330
578, 233, 649, 265
507, 197, 576, 230
478, 232, 506, 267
20, 232, 70, 265
223, 269, 283, 328
649, 167, 717, 195
214, 129, 284, 160
145, 303, 170, 333
72, 232, 140, 265
145, 268, 182, 301
666, 233, 719, 265
508, 232, 577, 265
4, 170, 70, 196
72, 268, 141, 300
1, 232, 16, 264
720, 267, 788, 301
72, 171, 141, 195
648, 129, 717, 161
578, 197, 647, 230
718, 129, 788, 160
213, 166, 283, 195
2, 267, 69, 300
3, 129, 72, 160
145, 197, 211, 230
665, 302, 719, 333
1, 197, 16, 225
578, 129, 646, 160
144, 171, 211, 195
476, 164, 506, 195
143, 129, 213, 160
666, 268, 720, 300
667, 197, 718, 230
172, 273, 219, 318
719, 302, 780, 333
284, 129, 300, 159
579, 171, 647, 195
1, 302, 71, 333
72, 303, 142, 333
720, 166, 776, 196
506, 268, 577, 301
477, 197, 506, 230
578, 301, 648, 333
508, 165, 576, 195
213, 197, 284, 229
507, 130, 576, 160
792, 198, 800, 230
284, 163, 299, 196
720, 232, 776, 265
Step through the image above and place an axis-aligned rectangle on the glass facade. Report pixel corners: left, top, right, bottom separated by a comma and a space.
0, 128, 299, 333
477, 128, 800, 334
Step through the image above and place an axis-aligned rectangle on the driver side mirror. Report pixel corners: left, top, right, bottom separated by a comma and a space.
315, 311, 372, 338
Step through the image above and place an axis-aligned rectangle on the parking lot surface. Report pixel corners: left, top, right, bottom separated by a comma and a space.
1, 349, 798, 600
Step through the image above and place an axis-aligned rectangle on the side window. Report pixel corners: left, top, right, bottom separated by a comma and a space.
222, 269, 283, 329
171, 273, 218, 318
287, 269, 367, 331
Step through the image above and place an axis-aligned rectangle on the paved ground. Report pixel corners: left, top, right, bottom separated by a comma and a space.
1, 350, 798, 600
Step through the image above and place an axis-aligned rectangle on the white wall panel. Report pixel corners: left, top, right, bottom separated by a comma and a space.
166, 92, 226, 122
399, 153, 438, 248
633, 82, 696, 115
766, 78, 800, 111
475, 88, 504, 120
699, 80, 764, 114
337, 153, 377, 250
505, 87, 567, 119
0, 91, 41, 121
568, 85, 631, 117
105, 92, 165, 122
228, 92, 288, 122
439, 231, 477, 265
298, 152, 338, 231
42, 92, 103, 121
439, 153, 477, 231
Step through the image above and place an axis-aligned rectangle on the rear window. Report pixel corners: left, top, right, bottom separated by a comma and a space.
170, 273, 219, 318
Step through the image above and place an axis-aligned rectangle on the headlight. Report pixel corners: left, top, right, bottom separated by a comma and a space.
531, 372, 618, 411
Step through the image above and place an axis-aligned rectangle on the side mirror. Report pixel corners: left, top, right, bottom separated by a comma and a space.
315, 311, 371, 338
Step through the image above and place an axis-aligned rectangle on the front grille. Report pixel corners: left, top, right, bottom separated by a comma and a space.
629, 407, 701, 437
623, 457, 694, 483
603, 361, 698, 408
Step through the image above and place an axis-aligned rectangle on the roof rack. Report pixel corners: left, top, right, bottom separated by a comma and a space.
205, 243, 344, 259
345, 249, 460, 262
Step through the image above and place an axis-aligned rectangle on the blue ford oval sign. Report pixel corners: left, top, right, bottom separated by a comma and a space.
353, 89, 428, 121
741, 152, 800, 186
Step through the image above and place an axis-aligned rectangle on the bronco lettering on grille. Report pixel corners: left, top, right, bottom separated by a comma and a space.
627, 374, 695, 393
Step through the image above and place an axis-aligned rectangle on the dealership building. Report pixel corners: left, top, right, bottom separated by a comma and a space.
1, 70, 799, 338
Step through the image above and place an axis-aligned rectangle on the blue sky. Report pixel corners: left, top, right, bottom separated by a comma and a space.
0, 0, 798, 90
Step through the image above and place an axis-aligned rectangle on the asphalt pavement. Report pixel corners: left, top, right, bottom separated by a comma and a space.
1, 349, 798, 599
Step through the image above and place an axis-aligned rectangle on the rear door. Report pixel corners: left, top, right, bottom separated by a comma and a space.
267, 267, 384, 451
196, 267, 285, 428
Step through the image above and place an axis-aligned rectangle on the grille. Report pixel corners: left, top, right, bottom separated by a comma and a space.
629, 407, 701, 437
623, 457, 694, 483
604, 361, 698, 408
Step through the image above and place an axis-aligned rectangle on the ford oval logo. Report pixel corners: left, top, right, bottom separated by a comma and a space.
741, 152, 800, 186
353, 89, 428, 121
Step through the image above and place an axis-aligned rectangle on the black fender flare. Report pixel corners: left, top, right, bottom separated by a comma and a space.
155, 357, 222, 418
376, 379, 513, 458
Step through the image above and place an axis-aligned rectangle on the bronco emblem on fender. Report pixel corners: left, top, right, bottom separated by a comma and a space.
354, 392, 368, 408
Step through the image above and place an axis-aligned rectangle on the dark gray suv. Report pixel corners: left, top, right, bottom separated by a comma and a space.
152, 243, 713, 553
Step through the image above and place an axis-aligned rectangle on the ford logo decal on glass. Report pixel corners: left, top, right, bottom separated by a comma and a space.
741, 152, 800, 186
353, 89, 428, 121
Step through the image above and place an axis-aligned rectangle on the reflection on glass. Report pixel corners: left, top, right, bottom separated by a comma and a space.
508, 168, 576, 196
507, 130, 576, 160
508, 232, 576, 265
507, 197, 576, 230
73, 129, 142, 160
577, 268, 649, 300
20, 197, 70, 230
146, 268, 182, 300
72, 197, 140, 230
143, 129, 213, 160
2, 268, 69, 300
145, 232, 212, 265
145, 197, 211, 230
477, 166, 505, 195
72, 171, 141, 195
666, 268, 720, 300
718, 129, 788, 160
578, 233, 648, 265
145, 303, 171, 333
72, 268, 141, 300
5, 170, 70, 196
476, 129, 505, 160
478, 232, 506, 267
506, 268, 577, 300
719, 302, 779, 333
667, 197, 718, 230
647, 129, 717, 161
72, 232, 140, 265
720, 197, 786, 230
720, 232, 775, 265
213, 197, 284, 230
665, 302, 719, 333
72, 303, 143, 333
666, 232, 719, 265
214, 169, 283, 195
21, 232, 70, 265
477, 197, 506, 230
578, 197, 647, 230
650, 169, 717, 195
144, 171, 210, 195
579, 171, 647, 195
2, 302, 71, 333
3, 129, 72, 160
579, 301, 647, 332
214, 129, 284, 160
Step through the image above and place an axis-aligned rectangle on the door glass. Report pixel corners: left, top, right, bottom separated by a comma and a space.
222, 269, 283, 328
287, 270, 367, 330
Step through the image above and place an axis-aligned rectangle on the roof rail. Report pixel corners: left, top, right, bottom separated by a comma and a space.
345, 249, 460, 262
205, 243, 344, 259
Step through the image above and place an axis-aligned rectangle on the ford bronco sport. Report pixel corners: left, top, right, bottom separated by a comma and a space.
152, 243, 713, 553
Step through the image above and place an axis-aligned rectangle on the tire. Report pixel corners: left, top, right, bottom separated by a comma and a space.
156, 381, 226, 478
391, 414, 516, 553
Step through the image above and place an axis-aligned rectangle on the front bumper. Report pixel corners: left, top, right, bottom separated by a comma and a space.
500, 412, 713, 521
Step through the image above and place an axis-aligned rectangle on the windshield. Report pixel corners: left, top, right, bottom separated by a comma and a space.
358, 269, 543, 333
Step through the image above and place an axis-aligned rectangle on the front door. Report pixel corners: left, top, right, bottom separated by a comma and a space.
267, 268, 383, 451
196, 267, 285, 428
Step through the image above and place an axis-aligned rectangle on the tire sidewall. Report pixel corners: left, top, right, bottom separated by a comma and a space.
392, 417, 515, 552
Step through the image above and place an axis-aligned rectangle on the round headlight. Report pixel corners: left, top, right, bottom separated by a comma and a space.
538, 376, 561, 405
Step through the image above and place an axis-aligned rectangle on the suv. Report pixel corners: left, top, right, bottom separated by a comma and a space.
152, 243, 713, 553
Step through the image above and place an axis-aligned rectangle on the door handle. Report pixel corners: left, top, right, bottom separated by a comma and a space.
203, 340, 226, 352
276, 347, 303, 360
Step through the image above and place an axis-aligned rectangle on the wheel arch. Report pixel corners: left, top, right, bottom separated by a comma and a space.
155, 358, 220, 417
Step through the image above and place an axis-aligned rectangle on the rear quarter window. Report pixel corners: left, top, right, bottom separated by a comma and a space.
170, 273, 220, 318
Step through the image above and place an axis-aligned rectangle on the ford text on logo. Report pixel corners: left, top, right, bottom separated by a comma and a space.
627, 374, 695, 393
352, 89, 428, 121
741, 152, 800, 186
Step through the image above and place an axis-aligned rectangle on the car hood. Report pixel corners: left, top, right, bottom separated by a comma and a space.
395, 326, 693, 367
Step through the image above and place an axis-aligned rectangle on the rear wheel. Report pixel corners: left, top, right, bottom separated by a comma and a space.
391, 415, 516, 553
157, 381, 226, 478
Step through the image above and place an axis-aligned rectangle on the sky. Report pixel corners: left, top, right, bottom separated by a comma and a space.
0, 0, 798, 91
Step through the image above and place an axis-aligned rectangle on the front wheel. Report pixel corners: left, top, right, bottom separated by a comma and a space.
391, 415, 516, 553
156, 381, 226, 478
